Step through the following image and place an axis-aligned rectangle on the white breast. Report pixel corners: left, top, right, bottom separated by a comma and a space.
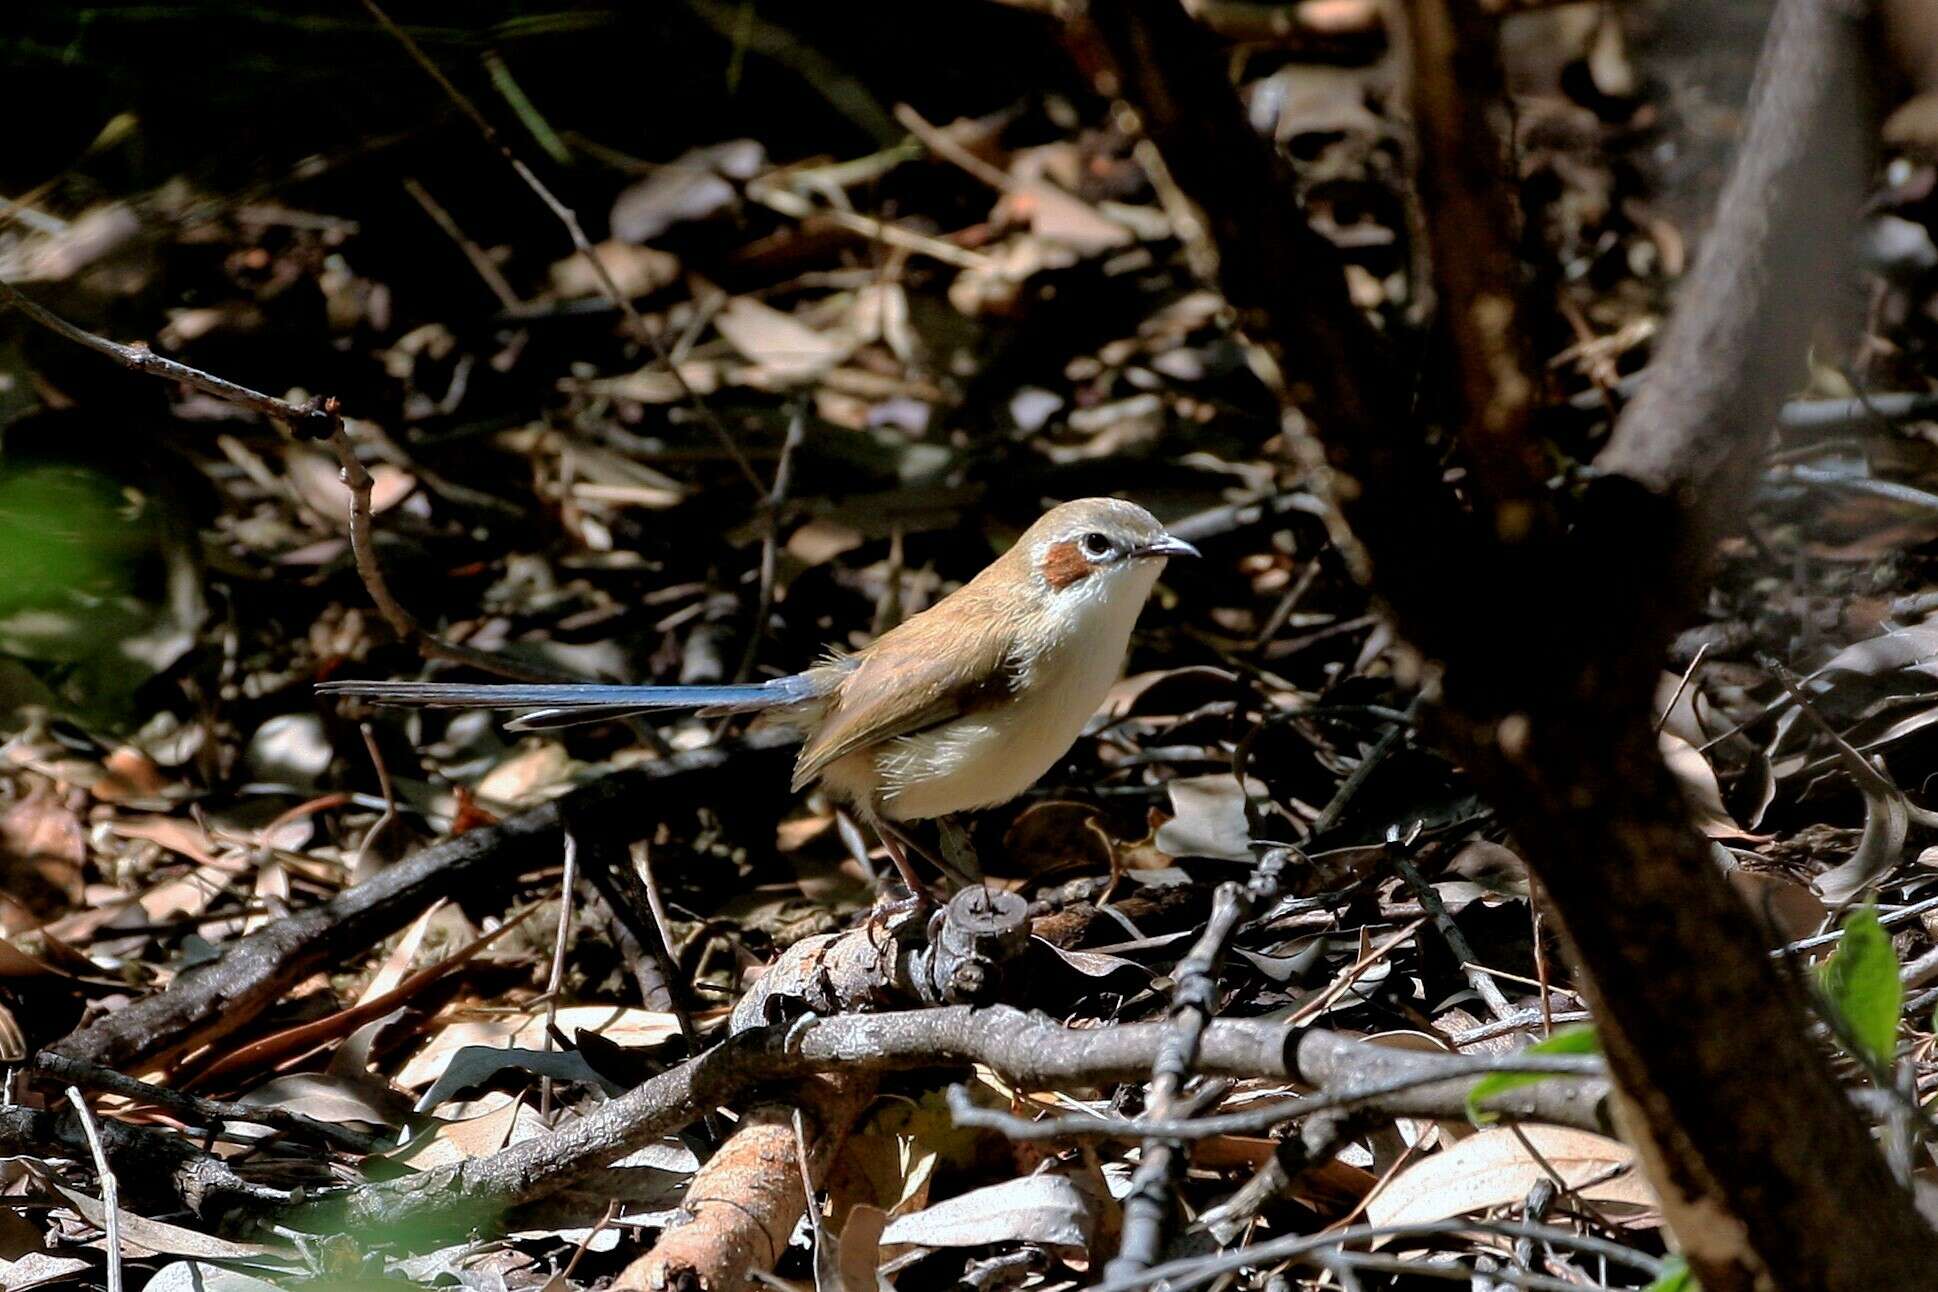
873, 561, 1160, 822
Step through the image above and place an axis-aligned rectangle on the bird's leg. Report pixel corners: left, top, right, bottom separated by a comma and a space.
874, 823, 931, 902
861, 823, 934, 951
883, 819, 951, 876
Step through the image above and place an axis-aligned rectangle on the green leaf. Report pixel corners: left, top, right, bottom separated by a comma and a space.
1819, 906, 1902, 1068
1646, 1256, 1699, 1292
1465, 1024, 1599, 1125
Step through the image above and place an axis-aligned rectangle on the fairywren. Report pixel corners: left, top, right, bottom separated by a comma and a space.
320, 497, 1198, 890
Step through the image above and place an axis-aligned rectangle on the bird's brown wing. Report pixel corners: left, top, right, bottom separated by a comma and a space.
791, 612, 1019, 793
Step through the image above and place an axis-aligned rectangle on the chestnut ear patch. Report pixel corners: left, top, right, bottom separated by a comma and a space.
1041, 539, 1093, 590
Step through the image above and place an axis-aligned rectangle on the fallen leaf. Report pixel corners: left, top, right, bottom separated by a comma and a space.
0, 1252, 94, 1292
998, 180, 1133, 256
1154, 776, 1262, 861
51, 1184, 285, 1260
394, 1090, 531, 1167
820, 1203, 888, 1292
881, 1173, 1095, 1250
549, 240, 680, 300
714, 296, 850, 385
144, 1262, 291, 1292
1660, 732, 1757, 840
1364, 1126, 1657, 1234
475, 742, 578, 805
610, 140, 763, 243
397, 1004, 680, 1089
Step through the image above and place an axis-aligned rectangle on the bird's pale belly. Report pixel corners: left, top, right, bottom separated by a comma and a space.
875, 647, 1126, 822
875, 713, 1065, 820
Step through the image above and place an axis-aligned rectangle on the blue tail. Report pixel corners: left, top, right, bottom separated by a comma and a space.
317, 674, 825, 731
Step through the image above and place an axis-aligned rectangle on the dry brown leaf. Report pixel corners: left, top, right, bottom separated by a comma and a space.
191, 906, 538, 1087
285, 446, 415, 520
110, 815, 220, 866
714, 296, 850, 384
549, 240, 679, 300
1364, 1126, 1658, 1235
394, 1091, 534, 1168
1660, 731, 1760, 840
831, 1204, 888, 1292
0, 788, 85, 932
1726, 868, 1830, 944
578, 360, 721, 404
396, 1004, 680, 1089
358, 900, 447, 1006
1154, 776, 1261, 862
474, 743, 578, 806
51, 1184, 285, 1260
999, 180, 1133, 256
95, 747, 171, 803
1002, 801, 1114, 877
136, 862, 240, 922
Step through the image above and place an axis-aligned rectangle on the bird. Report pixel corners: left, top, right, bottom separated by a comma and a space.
319, 497, 1198, 893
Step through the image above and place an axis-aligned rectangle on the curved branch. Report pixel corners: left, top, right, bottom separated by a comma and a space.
1596, 0, 1878, 559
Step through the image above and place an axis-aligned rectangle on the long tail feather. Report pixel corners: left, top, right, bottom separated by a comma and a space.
317, 675, 825, 730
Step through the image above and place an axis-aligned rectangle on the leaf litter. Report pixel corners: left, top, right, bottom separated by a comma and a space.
0, 2, 1937, 1290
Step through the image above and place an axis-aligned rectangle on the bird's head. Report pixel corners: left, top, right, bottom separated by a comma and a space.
1018, 498, 1199, 612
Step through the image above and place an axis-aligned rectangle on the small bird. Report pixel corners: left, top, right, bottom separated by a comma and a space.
320, 497, 1197, 892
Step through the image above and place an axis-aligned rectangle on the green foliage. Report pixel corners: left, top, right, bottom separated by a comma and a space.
1819, 906, 1902, 1069
1465, 1023, 1599, 1125
1646, 1256, 1698, 1292
0, 464, 130, 616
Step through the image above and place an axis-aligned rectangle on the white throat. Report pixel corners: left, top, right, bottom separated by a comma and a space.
871, 557, 1164, 821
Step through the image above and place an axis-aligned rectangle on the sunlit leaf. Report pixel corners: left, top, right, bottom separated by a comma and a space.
1646, 1255, 1699, 1291
1466, 1024, 1600, 1125
0, 466, 130, 615
1819, 906, 1901, 1067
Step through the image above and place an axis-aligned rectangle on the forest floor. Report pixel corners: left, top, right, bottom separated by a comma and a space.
4, 1, 1938, 1289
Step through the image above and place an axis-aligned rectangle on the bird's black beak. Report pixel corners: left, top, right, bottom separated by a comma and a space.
1132, 534, 1201, 561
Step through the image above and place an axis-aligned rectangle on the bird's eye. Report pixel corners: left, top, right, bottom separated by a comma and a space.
1080, 531, 1113, 559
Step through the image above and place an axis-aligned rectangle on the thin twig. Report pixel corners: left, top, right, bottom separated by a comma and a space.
0, 278, 338, 437
1781, 893, 1938, 955
636, 843, 701, 1049
1314, 1248, 1609, 1292
1391, 842, 1516, 1022
1199, 1109, 1360, 1245
1286, 918, 1429, 1027
745, 180, 994, 271
541, 831, 579, 1120
402, 176, 523, 311
1451, 1009, 1595, 1048
1655, 640, 1710, 735
947, 1051, 1606, 1142
1313, 699, 1419, 836
358, 0, 764, 495
892, 103, 1015, 191
1109, 851, 1288, 1277
65, 1088, 123, 1292
0, 279, 559, 680
733, 403, 808, 684
1090, 1217, 1660, 1292
352, 722, 400, 880
32, 1053, 384, 1154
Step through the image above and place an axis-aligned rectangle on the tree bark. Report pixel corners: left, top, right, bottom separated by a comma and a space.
1081, 0, 1938, 1286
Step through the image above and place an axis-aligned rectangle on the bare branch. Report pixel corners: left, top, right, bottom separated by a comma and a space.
48, 730, 794, 1071
1079, 1, 1938, 1287
1399, 0, 1553, 530
1597, 0, 1879, 557
0, 280, 567, 682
